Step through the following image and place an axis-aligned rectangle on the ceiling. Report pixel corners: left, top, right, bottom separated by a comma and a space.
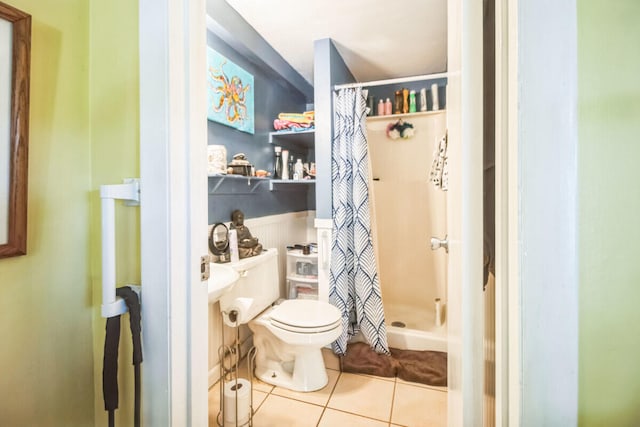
223, 0, 447, 85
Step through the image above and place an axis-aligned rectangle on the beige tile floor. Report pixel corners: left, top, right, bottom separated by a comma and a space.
209, 348, 447, 427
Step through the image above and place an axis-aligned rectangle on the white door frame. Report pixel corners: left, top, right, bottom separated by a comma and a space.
446, 0, 485, 424
495, 0, 521, 423
139, 0, 209, 425
494, 0, 579, 425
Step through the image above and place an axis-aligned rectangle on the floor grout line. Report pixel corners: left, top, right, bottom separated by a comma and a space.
388, 376, 398, 425
212, 350, 447, 426
315, 369, 342, 425
319, 407, 398, 425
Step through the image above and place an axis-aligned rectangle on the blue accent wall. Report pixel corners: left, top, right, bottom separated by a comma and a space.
207, 31, 315, 223
313, 39, 356, 219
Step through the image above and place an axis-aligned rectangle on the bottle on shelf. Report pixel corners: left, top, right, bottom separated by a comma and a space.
402, 88, 409, 114
288, 154, 295, 180
384, 98, 392, 115
431, 83, 440, 111
281, 150, 289, 180
294, 159, 304, 180
377, 99, 385, 116
420, 88, 428, 112
409, 90, 417, 113
367, 95, 375, 116
394, 90, 403, 114
273, 146, 282, 179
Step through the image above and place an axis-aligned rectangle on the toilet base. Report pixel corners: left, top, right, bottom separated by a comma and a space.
254, 347, 329, 392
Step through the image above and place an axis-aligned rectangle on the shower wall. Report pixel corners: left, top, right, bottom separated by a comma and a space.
367, 112, 448, 331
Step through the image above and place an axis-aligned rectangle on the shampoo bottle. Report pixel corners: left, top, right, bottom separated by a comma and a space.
384, 98, 392, 115
394, 90, 403, 114
409, 90, 416, 113
402, 88, 409, 113
435, 298, 443, 327
431, 83, 440, 111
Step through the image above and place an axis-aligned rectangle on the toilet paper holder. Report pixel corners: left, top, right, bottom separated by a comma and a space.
217, 309, 256, 427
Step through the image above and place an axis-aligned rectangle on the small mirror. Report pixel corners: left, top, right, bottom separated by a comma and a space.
0, 2, 30, 259
209, 222, 229, 262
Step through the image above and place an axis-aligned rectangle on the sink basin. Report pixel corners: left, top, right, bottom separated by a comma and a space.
208, 262, 240, 302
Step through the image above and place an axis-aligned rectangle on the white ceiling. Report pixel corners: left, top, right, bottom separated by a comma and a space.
223, 0, 447, 85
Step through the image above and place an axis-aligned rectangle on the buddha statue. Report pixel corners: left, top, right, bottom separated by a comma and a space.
229, 209, 263, 258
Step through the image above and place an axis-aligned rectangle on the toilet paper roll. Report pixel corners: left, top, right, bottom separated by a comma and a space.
223, 378, 251, 426
223, 297, 254, 327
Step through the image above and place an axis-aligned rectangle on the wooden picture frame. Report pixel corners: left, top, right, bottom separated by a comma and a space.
0, 2, 30, 258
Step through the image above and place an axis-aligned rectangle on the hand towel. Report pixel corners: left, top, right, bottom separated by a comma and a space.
430, 132, 449, 191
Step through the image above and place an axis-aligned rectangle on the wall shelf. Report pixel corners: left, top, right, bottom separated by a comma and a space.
208, 174, 268, 195
208, 174, 315, 193
268, 129, 315, 150
366, 110, 447, 134
268, 179, 315, 191
366, 110, 446, 122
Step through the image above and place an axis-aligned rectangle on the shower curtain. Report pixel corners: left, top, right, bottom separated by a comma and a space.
330, 87, 389, 356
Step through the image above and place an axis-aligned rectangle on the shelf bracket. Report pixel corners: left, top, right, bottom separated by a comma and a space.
209, 176, 226, 194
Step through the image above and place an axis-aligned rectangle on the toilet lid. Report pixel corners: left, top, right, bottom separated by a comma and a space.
269, 300, 341, 332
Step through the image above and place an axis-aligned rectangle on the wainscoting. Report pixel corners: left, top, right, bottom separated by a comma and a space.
207, 210, 316, 386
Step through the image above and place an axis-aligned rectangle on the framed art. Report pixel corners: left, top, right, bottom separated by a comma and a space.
0, 2, 30, 259
207, 48, 254, 134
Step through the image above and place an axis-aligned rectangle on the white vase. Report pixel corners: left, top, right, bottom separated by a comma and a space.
281, 150, 289, 180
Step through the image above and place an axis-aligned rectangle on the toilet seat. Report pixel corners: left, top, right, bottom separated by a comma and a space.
269, 300, 341, 334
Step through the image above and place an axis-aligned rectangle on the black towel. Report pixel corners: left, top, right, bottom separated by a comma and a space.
102, 316, 121, 412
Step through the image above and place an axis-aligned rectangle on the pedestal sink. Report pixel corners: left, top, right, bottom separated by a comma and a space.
208, 262, 240, 302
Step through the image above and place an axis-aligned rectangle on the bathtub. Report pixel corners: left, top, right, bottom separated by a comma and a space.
384, 303, 448, 353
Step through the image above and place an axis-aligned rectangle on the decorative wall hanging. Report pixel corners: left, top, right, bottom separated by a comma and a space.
386, 119, 415, 140
207, 48, 254, 134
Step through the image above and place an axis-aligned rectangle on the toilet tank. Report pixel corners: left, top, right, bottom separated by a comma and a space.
219, 248, 280, 325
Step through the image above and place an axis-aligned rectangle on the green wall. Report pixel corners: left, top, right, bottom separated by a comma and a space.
578, 1, 640, 425
0, 0, 139, 425
0, 1, 94, 425
89, 0, 140, 426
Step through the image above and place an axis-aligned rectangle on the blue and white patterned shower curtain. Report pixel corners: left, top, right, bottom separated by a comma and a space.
330, 87, 389, 356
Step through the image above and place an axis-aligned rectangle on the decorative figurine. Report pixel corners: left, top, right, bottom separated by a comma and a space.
229, 209, 263, 258
228, 153, 253, 176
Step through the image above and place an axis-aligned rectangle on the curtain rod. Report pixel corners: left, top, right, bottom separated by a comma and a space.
334, 72, 448, 91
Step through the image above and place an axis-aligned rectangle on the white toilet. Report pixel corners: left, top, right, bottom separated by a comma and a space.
219, 248, 342, 392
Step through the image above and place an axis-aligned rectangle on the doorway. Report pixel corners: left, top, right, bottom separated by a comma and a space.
137, 0, 490, 424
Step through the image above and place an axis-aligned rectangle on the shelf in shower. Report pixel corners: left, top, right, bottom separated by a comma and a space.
366, 109, 446, 122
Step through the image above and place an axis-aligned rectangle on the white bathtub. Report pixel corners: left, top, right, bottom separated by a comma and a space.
384, 303, 448, 353
386, 325, 447, 353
